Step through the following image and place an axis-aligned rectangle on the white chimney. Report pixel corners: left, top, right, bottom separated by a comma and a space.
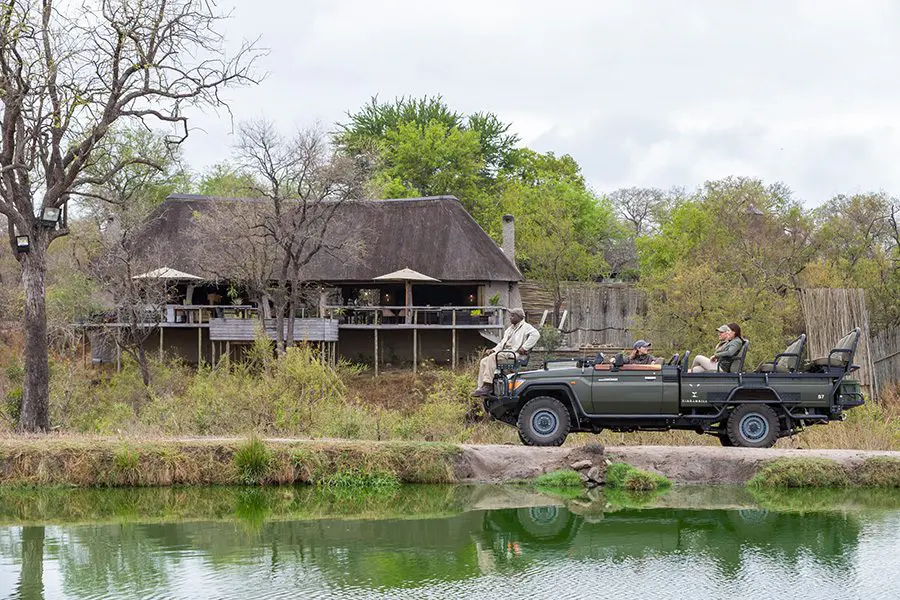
502, 214, 515, 264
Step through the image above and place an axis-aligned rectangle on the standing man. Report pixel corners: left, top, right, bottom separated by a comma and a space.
472, 308, 540, 397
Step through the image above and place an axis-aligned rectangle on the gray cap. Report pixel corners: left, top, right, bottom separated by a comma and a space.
509, 308, 525, 319
633, 339, 651, 349
716, 324, 731, 333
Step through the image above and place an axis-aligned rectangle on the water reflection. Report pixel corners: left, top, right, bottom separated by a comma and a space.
0, 486, 898, 599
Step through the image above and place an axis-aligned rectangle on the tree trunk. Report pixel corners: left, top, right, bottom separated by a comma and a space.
286, 282, 299, 349
19, 246, 50, 432
136, 343, 151, 387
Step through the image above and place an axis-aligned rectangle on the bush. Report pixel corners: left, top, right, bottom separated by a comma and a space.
233, 437, 274, 485
318, 468, 401, 491
605, 462, 671, 491
534, 469, 583, 488
855, 457, 900, 487
747, 458, 850, 488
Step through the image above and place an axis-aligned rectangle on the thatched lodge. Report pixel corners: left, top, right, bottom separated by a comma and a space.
90, 194, 523, 371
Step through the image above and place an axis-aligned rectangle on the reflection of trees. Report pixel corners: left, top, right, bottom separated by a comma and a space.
16, 527, 44, 600
0, 487, 893, 596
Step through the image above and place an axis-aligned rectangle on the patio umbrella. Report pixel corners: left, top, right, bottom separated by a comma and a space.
374, 267, 440, 322
132, 267, 202, 280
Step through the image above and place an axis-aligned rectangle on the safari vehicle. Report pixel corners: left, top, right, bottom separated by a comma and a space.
483, 329, 865, 448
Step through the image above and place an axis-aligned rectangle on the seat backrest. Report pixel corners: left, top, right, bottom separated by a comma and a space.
774, 334, 806, 372
830, 328, 861, 367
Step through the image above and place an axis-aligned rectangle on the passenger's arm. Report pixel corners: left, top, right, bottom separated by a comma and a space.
714, 339, 742, 358
519, 326, 541, 352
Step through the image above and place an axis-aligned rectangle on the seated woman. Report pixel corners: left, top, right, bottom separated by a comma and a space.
614, 340, 661, 365
690, 323, 743, 373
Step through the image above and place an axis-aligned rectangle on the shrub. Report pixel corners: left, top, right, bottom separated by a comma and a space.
855, 457, 900, 487
534, 469, 583, 488
318, 468, 401, 491
747, 458, 849, 488
233, 437, 274, 485
605, 462, 671, 491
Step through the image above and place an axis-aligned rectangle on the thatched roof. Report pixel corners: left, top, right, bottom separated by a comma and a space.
137, 194, 522, 283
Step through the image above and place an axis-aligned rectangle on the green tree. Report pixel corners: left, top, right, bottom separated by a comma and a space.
636, 177, 816, 364
197, 162, 259, 197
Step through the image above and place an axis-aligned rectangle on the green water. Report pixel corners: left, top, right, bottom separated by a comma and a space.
1, 485, 899, 599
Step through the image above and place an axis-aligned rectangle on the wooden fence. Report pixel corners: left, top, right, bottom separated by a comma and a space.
520, 281, 646, 349
798, 288, 875, 394
872, 328, 900, 397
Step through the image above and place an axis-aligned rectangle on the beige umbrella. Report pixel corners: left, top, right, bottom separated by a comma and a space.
132, 267, 202, 280
374, 267, 440, 322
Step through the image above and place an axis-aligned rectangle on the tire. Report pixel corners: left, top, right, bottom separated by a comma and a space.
515, 506, 573, 541
517, 396, 571, 447
726, 404, 779, 448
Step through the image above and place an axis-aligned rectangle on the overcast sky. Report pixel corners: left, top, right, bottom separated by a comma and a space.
183, 0, 900, 205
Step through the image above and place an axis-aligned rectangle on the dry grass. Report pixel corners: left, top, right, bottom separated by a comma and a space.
0, 437, 461, 487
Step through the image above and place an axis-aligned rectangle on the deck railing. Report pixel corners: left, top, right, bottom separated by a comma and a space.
322, 305, 505, 328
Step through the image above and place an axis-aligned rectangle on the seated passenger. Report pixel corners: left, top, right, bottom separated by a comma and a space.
690, 323, 743, 373
471, 308, 540, 397
614, 340, 661, 365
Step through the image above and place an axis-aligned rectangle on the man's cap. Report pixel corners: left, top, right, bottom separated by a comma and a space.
716, 324, 731, 333
509, 308, 525, 319
633, 339, 651, 349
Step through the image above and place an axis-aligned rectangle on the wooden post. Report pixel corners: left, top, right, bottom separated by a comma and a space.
197, 308, 203, 366
116, 343, 121, 373
374, 329, 379, 377
226, 341, 231, 363
412, 308, 417, 375
159, 327, 164, 361
451, 309, 457, 369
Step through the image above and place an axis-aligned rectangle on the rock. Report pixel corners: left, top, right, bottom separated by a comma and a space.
582, 442, 605, 455
570, 460, 593, 470
579, 472, 590, 483
586, 466, 604, 484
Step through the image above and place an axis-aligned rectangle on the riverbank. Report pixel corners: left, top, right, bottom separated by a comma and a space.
1, 437, 899, 487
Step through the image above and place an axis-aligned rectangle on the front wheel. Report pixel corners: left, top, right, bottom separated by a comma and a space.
517, 396, 571, 447
726, 404, 780, 448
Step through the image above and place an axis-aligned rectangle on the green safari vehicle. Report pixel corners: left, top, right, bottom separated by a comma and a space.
484, 329, 865, 448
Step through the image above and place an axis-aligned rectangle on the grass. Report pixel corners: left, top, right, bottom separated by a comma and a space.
605, 462, 671, 491
747, 458, 850, 488
0, 438, 462, 487
854, 457, 900, 487
233, 436, 274, 485
533, 469, 583, 488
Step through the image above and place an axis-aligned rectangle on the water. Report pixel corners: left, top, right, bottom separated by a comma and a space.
0, 485, 899, 599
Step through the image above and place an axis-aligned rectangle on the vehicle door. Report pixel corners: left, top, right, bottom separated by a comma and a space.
590, 363, 663, 415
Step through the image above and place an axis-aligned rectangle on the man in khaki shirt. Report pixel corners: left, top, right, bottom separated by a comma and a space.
472, 308, 540, 397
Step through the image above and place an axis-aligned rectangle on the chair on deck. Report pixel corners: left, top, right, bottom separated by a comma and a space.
718, 339, 750, 373
803, 328, 861, 374
756, 334, 806, 373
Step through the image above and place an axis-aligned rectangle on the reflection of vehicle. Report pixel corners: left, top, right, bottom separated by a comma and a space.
485, 329, 865, 447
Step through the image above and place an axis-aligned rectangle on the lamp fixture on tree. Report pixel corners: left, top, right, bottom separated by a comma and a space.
15, 235, 30, 253
39, 206, 61, 227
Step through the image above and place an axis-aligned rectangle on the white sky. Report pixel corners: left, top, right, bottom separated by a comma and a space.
182, 0, 900, 205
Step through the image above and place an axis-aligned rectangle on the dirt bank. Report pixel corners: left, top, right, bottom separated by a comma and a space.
455, 444, 900, 485
0, 436, 898, 487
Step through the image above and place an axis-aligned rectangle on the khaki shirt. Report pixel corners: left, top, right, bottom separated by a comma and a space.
493, 321, 540, 353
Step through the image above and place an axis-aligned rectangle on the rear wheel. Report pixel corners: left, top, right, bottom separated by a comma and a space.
726, 404, 779, 448
517, 396, 571, 447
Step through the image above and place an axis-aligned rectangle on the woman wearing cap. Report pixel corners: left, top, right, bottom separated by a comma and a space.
622, 340, 659, 365
690, 323, 743, 372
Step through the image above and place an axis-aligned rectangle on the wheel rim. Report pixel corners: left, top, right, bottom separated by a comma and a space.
529, 505, 559, 525
739, 413, 770, 442
531, 409, 559, 436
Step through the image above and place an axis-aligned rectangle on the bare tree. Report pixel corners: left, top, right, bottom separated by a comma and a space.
198, 122, 367, 353
0, 0, 259, 431
609, 187, 675, 237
